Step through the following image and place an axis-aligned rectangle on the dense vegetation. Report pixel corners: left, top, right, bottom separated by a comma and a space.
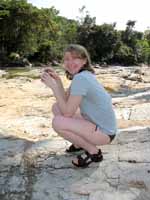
0, 0, 150, 67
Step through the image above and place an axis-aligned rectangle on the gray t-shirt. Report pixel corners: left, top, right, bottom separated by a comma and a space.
70, 71, 117, 135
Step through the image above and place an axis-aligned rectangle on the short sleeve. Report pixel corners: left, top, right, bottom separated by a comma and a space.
70, 74, 88, 96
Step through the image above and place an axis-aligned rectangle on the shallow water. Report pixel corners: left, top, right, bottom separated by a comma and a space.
2, 66, 64, 79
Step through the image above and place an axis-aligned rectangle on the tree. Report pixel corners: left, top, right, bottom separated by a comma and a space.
0, 0, 63, 63
113, 42, 136, 65
119, 20, 144, 64
136, 39, 150, 64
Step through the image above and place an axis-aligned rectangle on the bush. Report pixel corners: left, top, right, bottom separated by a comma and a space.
113, 43, 137, 65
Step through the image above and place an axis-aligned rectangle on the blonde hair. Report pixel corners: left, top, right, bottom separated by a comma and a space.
64, 44, 95, 80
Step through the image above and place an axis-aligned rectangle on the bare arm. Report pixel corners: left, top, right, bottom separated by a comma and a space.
53, 89, 82, 117
44, 67, 67, 100
65, 86, 71, 100
41, 71, 82, 116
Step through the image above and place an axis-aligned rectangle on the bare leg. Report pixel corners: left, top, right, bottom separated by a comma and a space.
51, 103, 111, 165
55, 129, 99, 154
52, 102, 83, 118
52, 115, 110, 154
51, 102, 62, 116
52, 102, 84, 148
52, 115, 111, 165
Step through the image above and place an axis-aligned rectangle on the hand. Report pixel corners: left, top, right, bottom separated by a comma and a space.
44, 67, 61, 82
41, 72, 58, 91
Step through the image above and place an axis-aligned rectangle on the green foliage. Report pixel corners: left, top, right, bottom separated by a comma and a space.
136, 40, 150, 64
77, 20, 119, 63
113, 42, 136, 65
144, 30, 150, 46
0, 2, 149, 66
90, 23, 119, 63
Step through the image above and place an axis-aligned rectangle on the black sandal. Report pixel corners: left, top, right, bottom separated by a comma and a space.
72, 149, 103, 168
66, 144, 83, 153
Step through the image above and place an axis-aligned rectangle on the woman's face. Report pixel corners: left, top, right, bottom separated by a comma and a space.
63, 52, 86, 75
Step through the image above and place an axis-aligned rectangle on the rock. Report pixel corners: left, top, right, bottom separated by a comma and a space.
0, 69, 7, 78
89, 189, 140, 200
0, 66, 150, 200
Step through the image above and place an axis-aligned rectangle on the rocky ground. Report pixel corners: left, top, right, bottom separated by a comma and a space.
0, 65, 150, 200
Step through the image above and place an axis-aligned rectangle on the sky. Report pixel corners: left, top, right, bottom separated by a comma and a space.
27, 0, 150, 32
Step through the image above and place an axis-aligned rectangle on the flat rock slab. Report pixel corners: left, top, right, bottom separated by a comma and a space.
0, 66, 150, 200
0, 127, 150, 200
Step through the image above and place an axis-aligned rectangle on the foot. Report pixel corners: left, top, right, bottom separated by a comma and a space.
66, 144, 83, 153
72, 149, 103, 168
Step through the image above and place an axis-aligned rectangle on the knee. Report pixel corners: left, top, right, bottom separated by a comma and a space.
51, 102, 58, 114
52, 115, 64, 132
